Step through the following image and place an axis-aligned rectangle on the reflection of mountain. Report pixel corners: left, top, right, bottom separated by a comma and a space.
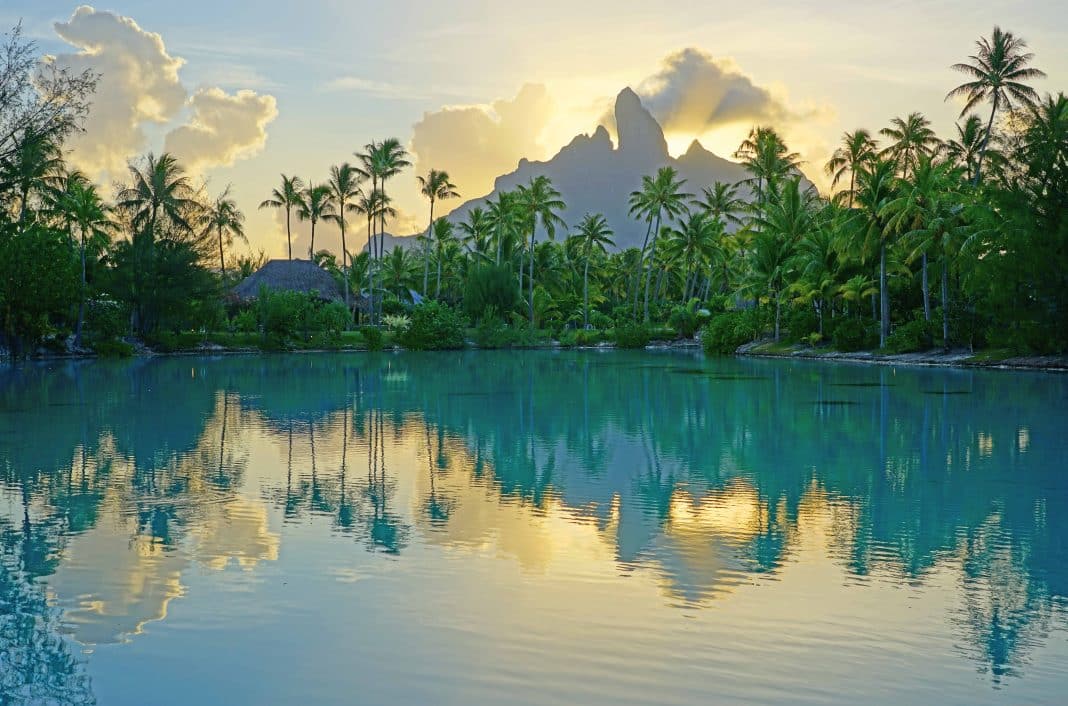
390, 89, 762, 251
1, 352, 1066, 685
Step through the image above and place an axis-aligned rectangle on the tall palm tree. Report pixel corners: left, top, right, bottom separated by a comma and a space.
417, 169, 460, 295
629, 167, 691, 322
200, 186, 246, 277
116, 152, 200, 241
516, 176, 566, 324
258, 174, 304, 260
431, 217, 457, 299
825, 129, 877, 206
486, 191, 520, 266
850, 158, 899, 347
665, 210, 721, 303
571, 213, 615, 328
358, 139, 410, 323
58, 174, 115, 346
946, 26, 1046, 185
943, 116, 991, 183
733, 126, 801, 207
326, 163, 365, 309
298, 183, 336, 259
879, 113, 939, 178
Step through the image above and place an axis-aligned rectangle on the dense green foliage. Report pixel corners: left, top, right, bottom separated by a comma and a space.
1, 26, 1065, 359
397, 302, 467, 350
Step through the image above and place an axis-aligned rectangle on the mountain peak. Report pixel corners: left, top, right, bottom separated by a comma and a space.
614, 87, 667, 160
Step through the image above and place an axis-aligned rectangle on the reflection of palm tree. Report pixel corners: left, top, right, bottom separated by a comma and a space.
424, 420, 454, 524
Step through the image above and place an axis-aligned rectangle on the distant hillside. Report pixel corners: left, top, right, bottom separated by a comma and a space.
385, 88, 794, 252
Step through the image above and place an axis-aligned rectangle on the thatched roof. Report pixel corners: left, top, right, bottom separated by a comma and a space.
233, 259, 344, 303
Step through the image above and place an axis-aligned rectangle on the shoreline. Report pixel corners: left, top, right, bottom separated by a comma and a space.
7, 339, 1067, 373
733, 341, 1068, 373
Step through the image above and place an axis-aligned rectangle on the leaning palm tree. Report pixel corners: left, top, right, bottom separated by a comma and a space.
516, 176, 566, 324
879, 113, 939, 178
258, 174, 304, 260
298, 183, 336, 259
825, 129, 877, 206
59, 175, 115, 346
116, 152, 200, 241
629, 166, 691, 322
571, 213, 615, 328
417, 169, 460, 295
325, 163, 365, 308
946, 26, 1046, 185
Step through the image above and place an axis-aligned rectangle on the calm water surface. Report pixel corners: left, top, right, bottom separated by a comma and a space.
1, 351, 1066, 705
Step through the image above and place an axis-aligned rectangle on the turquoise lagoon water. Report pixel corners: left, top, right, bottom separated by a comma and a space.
1, 351, 1066, 705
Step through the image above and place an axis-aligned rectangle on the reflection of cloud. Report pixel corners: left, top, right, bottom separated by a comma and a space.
192, 497, 280, 571
164, 87, 278, 173
410, 83, 554, 201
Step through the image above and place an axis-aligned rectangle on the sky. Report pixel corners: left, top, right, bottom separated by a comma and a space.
6, 1, 1067, 258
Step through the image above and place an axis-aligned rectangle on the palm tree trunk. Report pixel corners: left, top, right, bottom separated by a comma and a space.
218, 225, 226, 277
643, 213, 662, 323
921, 252, 931, 322
583, 256, 590, 328
528, 224, 536, 324
633, 218, 653, 314
286, 208, 293, 260
75, 229, 86, 348
941, 254, 950, 350
341, 217, 350, 313
423, 200, 434, 295
436, 246, 442, 299
879, 243, 889, 348
974, 95, 999, 186
309, 219, 316, 260
774, 288, 781, 342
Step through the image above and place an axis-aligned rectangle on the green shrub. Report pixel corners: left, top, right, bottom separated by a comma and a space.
360, 325, 385, 351
785, 307, 819, 342
832, 318, 878, 352
589, 310, 613, 330
884, 315, 935, 354
560, 328, 603, 347
464, 265, 520, 321
85, 297, 127, 342
473, 317, 542, 348
398, 302, 467, 350
231, 309, 257, 333
93, 339, 135, 357
668, 300, 707, 339
613, 323, 652, 349
701, 310, 766, 355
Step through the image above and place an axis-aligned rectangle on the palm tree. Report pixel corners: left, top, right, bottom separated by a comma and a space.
116, 152, 200, 241
417, 169, 460, 295
571, 213, 615, 328
516, 176, 566, 324
850, 158, 899, 347
486, 191, 520, 266
946, 26, 1046, 185
359, 138, 411, 263
258, 174, 304, 260
750, 178, 816, 340
2, 128, 63, 226
943, 116, 991, 183
381, 246, 416, 297
790, 209, 842, 337
326, 163, 365, 309
200, 186, 246, 277
825, 129, 877, 206
431, 217, 457, 299
734, 126, 801, 207
697, 181, 744, 227
665, 210, 721, 303
298, 183, 336, 259
879, 113, 939, 178
629, 167, 691, 322
458, 207, 492, 259
58, 174, 115, 346
883, 157, 966, 344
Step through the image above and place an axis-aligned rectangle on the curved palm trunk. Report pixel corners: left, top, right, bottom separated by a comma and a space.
642, 213, 662, 323
879, 242, 889, 348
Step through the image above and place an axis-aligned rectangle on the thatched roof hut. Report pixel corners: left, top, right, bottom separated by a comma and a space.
232, 259, 344, 303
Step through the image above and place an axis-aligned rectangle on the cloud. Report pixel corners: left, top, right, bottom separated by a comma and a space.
50, 5, 187, 175
322, 76, 421, 99
164, 88, 277, 172
634, 48, 817, 134
46, 6, 277, 179
410, 83, 554, 200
